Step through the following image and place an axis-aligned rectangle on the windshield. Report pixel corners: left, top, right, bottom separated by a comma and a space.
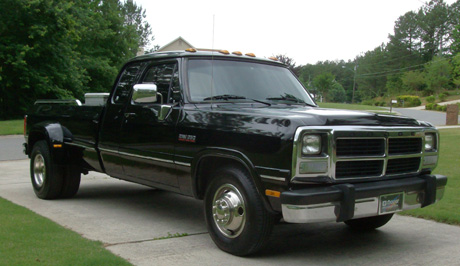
187, 59, 315, 105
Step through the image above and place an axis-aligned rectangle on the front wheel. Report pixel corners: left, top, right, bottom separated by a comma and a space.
344, 214, 394, 231
204, 165, 274, 256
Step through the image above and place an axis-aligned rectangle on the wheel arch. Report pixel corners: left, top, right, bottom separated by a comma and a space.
191, 148, 274, 213
27, 122, 71, 164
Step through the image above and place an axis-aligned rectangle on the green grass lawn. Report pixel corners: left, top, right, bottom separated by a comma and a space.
0, 197, 131, 266
318, 102, 386, 111
400, 128, 460, 225
0, 119, 23, 135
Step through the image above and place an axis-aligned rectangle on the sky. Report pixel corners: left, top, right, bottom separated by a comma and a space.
134, 0, 456, 66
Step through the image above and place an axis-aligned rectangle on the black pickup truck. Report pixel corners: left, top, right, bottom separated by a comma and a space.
24, 50, 447, 255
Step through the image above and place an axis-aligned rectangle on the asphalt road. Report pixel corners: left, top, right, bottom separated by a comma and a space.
1, 159, 459, 266
392, 108, 459, 126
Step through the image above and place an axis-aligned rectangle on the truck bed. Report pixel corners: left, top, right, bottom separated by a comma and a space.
27, 103, 104, 150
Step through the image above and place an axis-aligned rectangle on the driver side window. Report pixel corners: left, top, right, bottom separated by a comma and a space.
142, 63, 179, 104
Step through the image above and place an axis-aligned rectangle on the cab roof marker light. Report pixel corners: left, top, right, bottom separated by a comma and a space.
232, 51, 243, 55
219, 50, 230, 54
245, 53, 256, 57
185, 48, 197, 52
268, 56, 278, 61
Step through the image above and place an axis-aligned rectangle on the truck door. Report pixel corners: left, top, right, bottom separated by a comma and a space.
99, 61, 147, 178
118, 61, 180, 187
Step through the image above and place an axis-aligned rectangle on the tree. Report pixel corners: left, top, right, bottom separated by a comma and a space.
424, 56, 452, 95
329, 82, 347, 103
401, 70, 425, 92
274, 54, 301, 76
313, 73, 335, 102
0, 0, 154, 119
355, 45, 389, 100
0, 0, 85, 119
299, 60, 355, 102
388, 11, 420, 55
452, 25, 460, 54
386, 76, 405, 97
452, 54, 460, 89
418, 0, 450, 59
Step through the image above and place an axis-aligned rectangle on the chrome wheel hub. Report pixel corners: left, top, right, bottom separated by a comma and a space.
212, 184, 246, 238
33, 154, 46, 188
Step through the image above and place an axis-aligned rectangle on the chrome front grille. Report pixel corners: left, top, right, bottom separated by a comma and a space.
292, 126, 439, 183
386, 157, 421, 175
335, 137, 422, 179
335, 160, 384, 178
336, 138, 384, 157
388, 138, 422, 155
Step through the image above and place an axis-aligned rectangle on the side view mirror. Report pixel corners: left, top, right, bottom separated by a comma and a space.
132, 84, 160, 104
132, 83, 171, 121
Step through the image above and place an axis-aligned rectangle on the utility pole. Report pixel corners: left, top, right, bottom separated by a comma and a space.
352, 64, 357, 104
342, 64, 358, 104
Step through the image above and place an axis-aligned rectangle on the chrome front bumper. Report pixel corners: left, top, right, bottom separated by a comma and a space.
281, 175, 447, 223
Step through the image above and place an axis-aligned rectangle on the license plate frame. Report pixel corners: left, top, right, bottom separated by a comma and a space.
379, 192, 404, 214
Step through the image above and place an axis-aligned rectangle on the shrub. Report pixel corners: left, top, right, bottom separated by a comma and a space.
426, 95, 436, 103
396, 95, 422, 107
438, 93, 447, 102
426, 103, 434, 110
436, 105, 444, 111
441, 105, 447, 112
361, 99, 374, 106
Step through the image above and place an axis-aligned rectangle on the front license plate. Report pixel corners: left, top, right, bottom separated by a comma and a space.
379, 192, 404, 214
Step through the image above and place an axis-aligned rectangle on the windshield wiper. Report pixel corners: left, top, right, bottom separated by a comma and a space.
266, 96, 316, 107
203, 94, 246, 101
203, 94, 271, 106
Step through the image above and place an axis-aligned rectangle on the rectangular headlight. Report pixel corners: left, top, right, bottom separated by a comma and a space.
302, 134, 322, 155
425, 133, 436, 152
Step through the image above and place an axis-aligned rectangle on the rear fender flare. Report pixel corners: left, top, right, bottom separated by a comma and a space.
28, 122, 71, 164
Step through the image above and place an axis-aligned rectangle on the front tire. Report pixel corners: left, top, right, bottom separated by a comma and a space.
344, 214, 394, 231
30, 140, 64, 199
204, 165, 274, 256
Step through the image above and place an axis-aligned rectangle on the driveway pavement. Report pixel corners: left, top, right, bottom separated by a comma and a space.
0, 135, 27, 161
1, 159, 460, 266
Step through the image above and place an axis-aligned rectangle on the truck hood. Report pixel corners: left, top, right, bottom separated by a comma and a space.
209, 105, 422, 127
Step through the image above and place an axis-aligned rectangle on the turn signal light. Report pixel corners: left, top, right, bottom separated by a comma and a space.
265, 189, 281, 198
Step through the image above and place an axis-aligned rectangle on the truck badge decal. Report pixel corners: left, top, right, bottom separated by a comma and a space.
178, 134, 196, 143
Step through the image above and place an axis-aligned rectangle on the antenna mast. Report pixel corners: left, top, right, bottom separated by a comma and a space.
210, 14, 215, 109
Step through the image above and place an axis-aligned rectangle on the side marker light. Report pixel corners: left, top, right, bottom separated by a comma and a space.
265, 189, 281, 198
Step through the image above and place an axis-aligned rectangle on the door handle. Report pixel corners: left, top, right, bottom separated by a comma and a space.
124, 113, 136, 118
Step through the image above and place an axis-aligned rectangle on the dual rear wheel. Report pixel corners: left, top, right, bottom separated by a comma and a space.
30, 140, 81, 199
